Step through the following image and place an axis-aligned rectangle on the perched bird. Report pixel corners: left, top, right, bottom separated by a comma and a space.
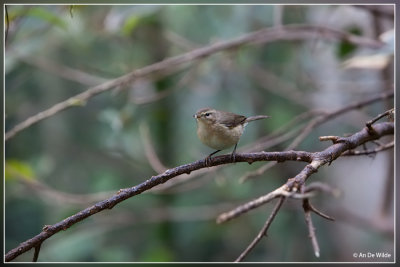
194, 107, 269, 164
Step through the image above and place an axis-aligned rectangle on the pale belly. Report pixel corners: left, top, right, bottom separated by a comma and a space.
197, 123, 244, 150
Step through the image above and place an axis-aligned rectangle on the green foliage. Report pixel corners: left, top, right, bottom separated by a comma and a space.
140, 245, 175, 262
337, 27, 362, 58
8, 6, 67, 30
5, 160, 34, 181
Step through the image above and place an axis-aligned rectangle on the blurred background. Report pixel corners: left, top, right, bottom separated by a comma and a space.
4, 5, 394, 262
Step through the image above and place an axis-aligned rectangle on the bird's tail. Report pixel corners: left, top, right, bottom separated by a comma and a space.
245, 115, 270, 123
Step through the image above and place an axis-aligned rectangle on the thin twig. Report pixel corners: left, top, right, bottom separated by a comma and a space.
304, 182, 341, 198
218, 181, 338, 224
131, 63, 200, 105
19, 55, 108, 86
319, 135, 341, 142
332, 207, 394, 237
140, 123, 168, 173
5, 24, 384, 141
249, 65, 310, 108
342, 141, 394, 156
366, 108, 395, 131
235, 196, 286, 262
243, 110, 326, 152
217, 185, 287, 224
307, 201, 335, 221
303, 199, 321, 258
164, 30, 200, 51
32, 243, 42, 262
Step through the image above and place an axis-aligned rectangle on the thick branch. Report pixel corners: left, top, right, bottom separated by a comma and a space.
5, 24, 383, 141
240, 91, 394, 182
286, 122, 394, 190
4, 151, 311, 262
5, 122, 393, 262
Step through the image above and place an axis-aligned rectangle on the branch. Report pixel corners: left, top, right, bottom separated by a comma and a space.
304, 182, 341, 198
154, 110, 324, 192
305, 200, 335, 221
303, 198, 321, 258
6, 162, 115, 206
302, 182, 335, 258
32, 244, 41, 262
131, 63, 200, 105
232, 182, 337, 261
240, 91, 394, 182
331, 207, 393, 237
4, 151, 312, 262
249, 65, 310, 108
366, 108, 395, 132
19, 55, 108, 86
235, 197, 286, 262
218, 122, 393, 224
285, 122, 394, 190
5, 24, 383, 141
353, 5, 395, 19
222, 120, 392, 260
217, 185, 288, 224
217, 181, 338, 224
140, 123, 168, 173
341, 141, 393, 156
5, 122, 393, 262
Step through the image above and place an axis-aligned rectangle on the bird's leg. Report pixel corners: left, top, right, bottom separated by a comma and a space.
230, 143, 238, 163
205, 150, 221, 166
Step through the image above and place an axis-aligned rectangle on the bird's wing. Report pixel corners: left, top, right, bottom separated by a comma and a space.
218, 111, 247, 128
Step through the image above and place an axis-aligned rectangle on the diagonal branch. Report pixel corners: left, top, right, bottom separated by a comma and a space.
217, 182, 338, 224
5, 121, 393, 262
218, 122, 393, 225
4, 151, 312, 262
285, 122, 393, 190
306, 201, 335, 221
217, 185, 289, 224
18, 55, 108, 86
240, 91, 394, 182
5, 24, 383, 141
235, 197, 286, 262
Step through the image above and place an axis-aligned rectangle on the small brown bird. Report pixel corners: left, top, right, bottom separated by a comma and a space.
194, 107, 270, 164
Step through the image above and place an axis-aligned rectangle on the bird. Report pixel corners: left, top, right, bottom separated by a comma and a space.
194, 107, 269, 165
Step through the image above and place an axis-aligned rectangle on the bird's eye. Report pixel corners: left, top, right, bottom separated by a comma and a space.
204, 113, 211, 117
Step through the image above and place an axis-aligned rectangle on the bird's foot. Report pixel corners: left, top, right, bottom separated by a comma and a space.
205, 155, 212, 167
230, 152, 236, 163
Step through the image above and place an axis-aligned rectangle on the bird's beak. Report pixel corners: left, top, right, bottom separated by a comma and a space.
193, 114, 197, 118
